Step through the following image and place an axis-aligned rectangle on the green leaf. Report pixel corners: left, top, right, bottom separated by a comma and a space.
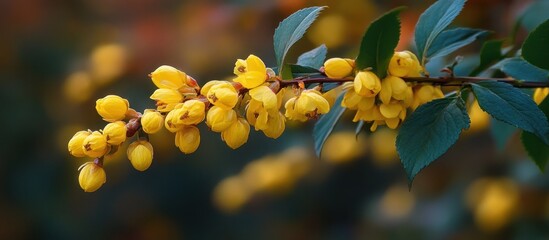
499, 58, 549, 82
397, 97, 470, 183
415, 0, 466, 65
490, 119, 517, 150
522, 97, 549, 171
274, 6, 325, 74
289, 64, 321, 77
297, 44, 327, 69
523, 19, 549, 70
520, 0, 549, 32
470, 40, 504, 76
355, 7, 403, 78
471, 81, 549, 144
427, 28, 488, 60
314, 92, 346, 157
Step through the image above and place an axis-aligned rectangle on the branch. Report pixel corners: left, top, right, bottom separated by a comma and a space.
278, 76, 549, 88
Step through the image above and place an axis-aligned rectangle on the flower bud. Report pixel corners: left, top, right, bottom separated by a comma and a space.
78, 162, 106, 192
150, 65, 187, 89
127, 140, 154, 171
222, 118, 250, 149
388, 51, 422, 77
164, 105, 185, 133
200, 80, 223, 96
354, 71, 381, 97
82, 131, 108, 158
103, 121, 127, 145
534, 88, 549, 105
324, 58, 354, 78
95, 95, 129, 122
207, 82, 238, 109
175, 100, 206, 125
150, 88, 183, 112
68, 131, 91, 157
233, 54, 267, 89
206, 106, 237, 132
141, 109, 164, 134
175, 126, 201, 154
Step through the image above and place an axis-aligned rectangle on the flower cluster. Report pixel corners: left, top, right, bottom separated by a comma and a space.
67, 51, 445, 192
327, 51, 443, 131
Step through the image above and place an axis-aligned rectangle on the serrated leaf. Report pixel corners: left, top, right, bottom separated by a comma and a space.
522, 97, 549, 171
470, 40, 504, 76
490, 119, 517, 150
297, 44, 327, 69
355, 7, 403, 78
520, 0, 549, 32
499, 58, 549, 82
427, 28, 488, 60
397, 97, 470, 184
415, 0, 467, 65
471, 81, 549, 144
523, 19, 549, 70
274, 6, 325, 75
314, 92, 346, 158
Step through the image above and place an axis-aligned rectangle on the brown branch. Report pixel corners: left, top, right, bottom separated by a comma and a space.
277, 76, 549, 88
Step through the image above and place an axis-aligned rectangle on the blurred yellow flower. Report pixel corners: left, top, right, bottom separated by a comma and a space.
534, 87, 549, 105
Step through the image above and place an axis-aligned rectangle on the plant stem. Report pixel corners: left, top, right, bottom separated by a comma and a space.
278, 76, 549, 88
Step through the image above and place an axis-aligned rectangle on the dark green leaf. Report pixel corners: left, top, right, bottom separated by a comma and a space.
397, 97, 470, 184
470, 40, 504, 76
471, 81, 549, 144
314, 92, 346, 157
274, 6, 325, 74
289, 64, 321, 76
520, 0, 549, 32
355, 7, 403, 78
297, 44, 327, 69
415, 0, 466, 65
522, 19, 549, 70
490, 119, 517, 150
427, 28, 488, 60
499, 58, 549, 82
522, 97, 549, 171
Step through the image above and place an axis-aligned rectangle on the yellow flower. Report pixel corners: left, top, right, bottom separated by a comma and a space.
249, 85, 277, 110
233, 54, 267, 89
127, 140, 154, 171
78, 162, 106, 192
379, 102, 403, 119
150, 88, 183, 112
95, 95, 129, 122
262, 112, 286, 139
150, 65, 187, 89
379, 76, 409, 104
388, 51, 422, 77
286, 90, 330, 120
324, 58, 354, 78
341, 90, 375, 111
353, 105, 384, 122
411, 85, 444, 110
68, 131, 91, 157
246, 99, 270, 129
200, 80, 223, 96
284, 97, 308, 122
207, 81, 238, 110
534, 87, 549, 105
354, 71, 381, 97
141, 109, 164, 134
176, 100, 206, 125
103, 121, 127, 145
221, 118, 250, 149
206, 106, 237, 132
175, 126, 201, 154
164, 106, 185, 133
82, 131, 108, 158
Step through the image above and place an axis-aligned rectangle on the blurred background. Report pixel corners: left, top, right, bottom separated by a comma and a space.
2, 0, 549, 239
